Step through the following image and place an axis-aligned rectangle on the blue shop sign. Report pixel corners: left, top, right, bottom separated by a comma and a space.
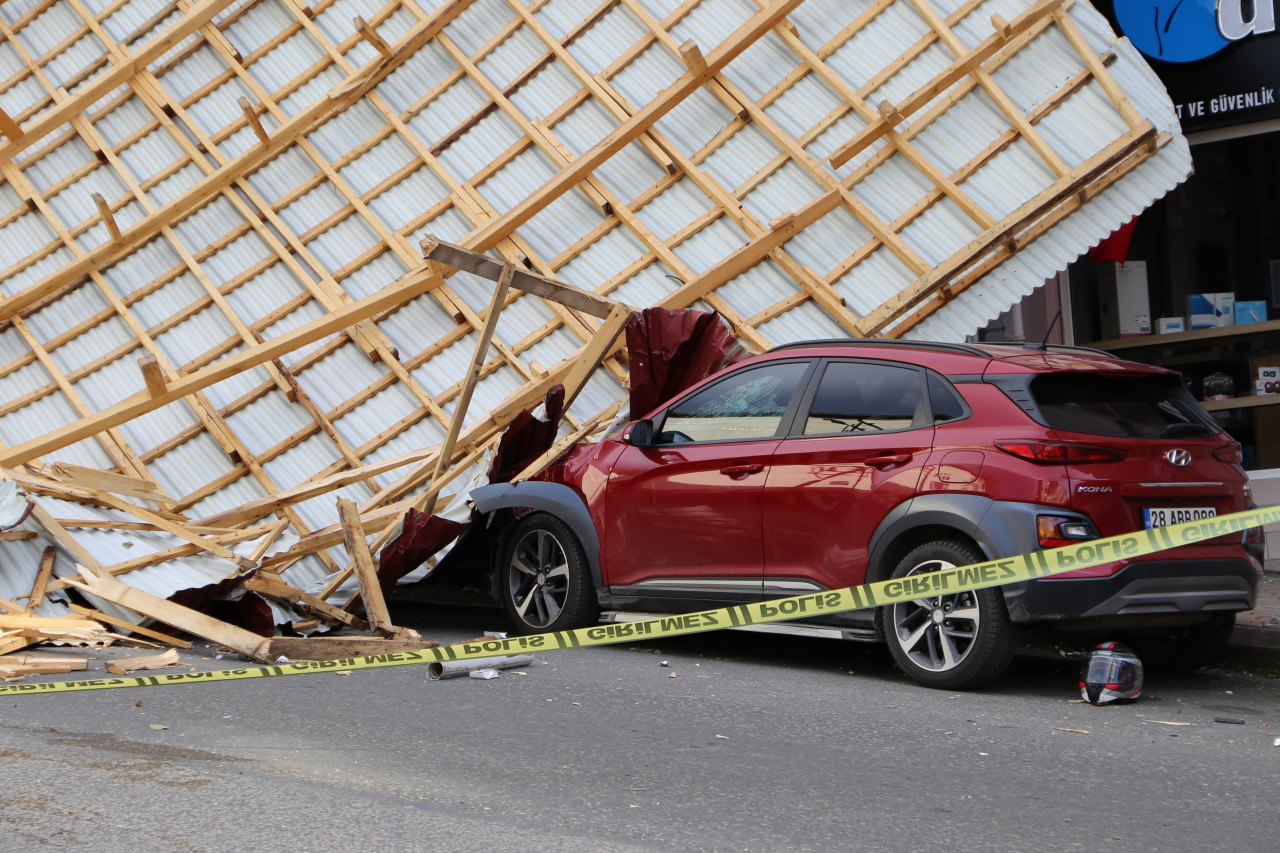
1096, 0, 1279, 131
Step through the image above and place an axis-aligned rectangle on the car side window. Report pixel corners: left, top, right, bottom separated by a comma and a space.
801, 361, 927, 435
927, 372, 968, 422
658, 362, 809, 444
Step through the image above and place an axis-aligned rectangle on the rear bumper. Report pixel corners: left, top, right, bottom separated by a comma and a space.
1004, 557, 1260, 625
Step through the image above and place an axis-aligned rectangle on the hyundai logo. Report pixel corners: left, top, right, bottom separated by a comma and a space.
1165, 448, 1192, 467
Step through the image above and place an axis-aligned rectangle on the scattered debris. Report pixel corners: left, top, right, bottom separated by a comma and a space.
427, 654, 534, 681
469, 669, 501, 680
1213, 717, 1247, 725
105, 648, 184, 675
1144, 720, 1192, 726
1053, 728, 1090, 734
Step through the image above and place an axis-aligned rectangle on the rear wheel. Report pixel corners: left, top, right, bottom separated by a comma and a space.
498, 513, 597, 633
881, 539, 1016, 689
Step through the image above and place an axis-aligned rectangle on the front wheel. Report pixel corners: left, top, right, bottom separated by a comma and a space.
880, 539, 1016, 689
498, 513, 597, 633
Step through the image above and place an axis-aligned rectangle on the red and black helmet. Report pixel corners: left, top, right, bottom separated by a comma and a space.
1080, 642, 1143, 705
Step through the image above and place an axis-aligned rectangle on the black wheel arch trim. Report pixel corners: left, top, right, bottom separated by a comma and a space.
866, 494, 1093, 600
471, 481, 603, 586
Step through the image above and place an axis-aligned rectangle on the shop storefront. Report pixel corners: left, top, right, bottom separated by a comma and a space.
1056, 1, 1280, 562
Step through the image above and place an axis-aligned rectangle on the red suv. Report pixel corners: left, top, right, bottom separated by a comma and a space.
471, 340, 1261, 688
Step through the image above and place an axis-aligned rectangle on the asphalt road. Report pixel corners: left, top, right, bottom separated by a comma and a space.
2, 605, 1278, 852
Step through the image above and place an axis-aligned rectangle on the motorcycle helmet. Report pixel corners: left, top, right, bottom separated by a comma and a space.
1079, 642, 1143, 705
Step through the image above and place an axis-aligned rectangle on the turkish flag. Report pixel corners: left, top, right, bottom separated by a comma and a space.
1090, 217, 1138, 264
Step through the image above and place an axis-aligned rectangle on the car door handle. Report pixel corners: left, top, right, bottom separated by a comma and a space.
866, 453, 913, 469
719, 463, 764, 478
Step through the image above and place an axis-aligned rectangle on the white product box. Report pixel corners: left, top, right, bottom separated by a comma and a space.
1098, 261, 1150, 338
1187, 292, 1235, 329
1156, 316, 1185, 334
1258, 366, 1280, 396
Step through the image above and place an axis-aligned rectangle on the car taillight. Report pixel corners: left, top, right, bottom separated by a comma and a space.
1212, 442, 1243, 464
996, 441, 1128, 465
1038, 515, 1098, 548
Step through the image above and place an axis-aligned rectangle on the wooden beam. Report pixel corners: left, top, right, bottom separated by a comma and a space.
419, 263, 514, 518
237, 95, 269, 145
66, 565, 273, 661
92, 192, 121, 241
242, 570, 370, 631
50, 462, 175, 504
421, 235, 626, 320
354, 16, 393, 58
138, 354, 168, 398
0, 269, 444, 467
82, 489, 256, 570
336, 498, 408, 639
0, 107, 22, 141
27, 547, 56, 611
559, 304, 632, 410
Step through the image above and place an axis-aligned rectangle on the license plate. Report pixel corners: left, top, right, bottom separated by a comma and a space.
1143, 506, 1217, 528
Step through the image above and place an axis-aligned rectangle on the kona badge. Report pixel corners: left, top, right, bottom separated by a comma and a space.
1165, 448, 1192, 467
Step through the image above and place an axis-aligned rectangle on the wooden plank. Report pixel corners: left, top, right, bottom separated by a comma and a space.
559, 304, 633, 409
265, 635, 439, 661
0, 633, 32, 655
50, 462, 175, 504
104, 648, 182, 675
242, 571, 370, 631
0, 530, 36, 540
27, 547, 57, 611
336, 498, 407, 639
420, 263, 514, 518
66, 603, 194, 649
138, 354, 168, 398
0, 653, 87, 669
0, 595, 26, 614
66, 565, 273, 661
421, 235, 625, 320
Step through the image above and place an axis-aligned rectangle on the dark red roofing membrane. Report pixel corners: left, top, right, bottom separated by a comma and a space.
625, 308, 747, 418
377, 508, 466, 591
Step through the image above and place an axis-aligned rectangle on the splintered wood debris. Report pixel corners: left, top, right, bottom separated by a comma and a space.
0, 0, 1191, 675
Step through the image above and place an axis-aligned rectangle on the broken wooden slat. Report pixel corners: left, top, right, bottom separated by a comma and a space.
50, 462, 176, 504
66, 565, 272, 661
27, 546, 56, 610
265, 635, 439, 661
336, 498, 413, 641
0, 653, 88, 669
105, 647, 182, 675
66, 603, 194, 649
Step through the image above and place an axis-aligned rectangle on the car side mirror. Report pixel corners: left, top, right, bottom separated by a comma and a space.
626, 419, 655, 448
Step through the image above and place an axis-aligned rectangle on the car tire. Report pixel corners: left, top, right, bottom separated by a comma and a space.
881, 539, 1016, 689
498, 512, 597, 633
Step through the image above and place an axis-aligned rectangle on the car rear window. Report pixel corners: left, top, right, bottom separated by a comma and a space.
1029, 373, 1221, 439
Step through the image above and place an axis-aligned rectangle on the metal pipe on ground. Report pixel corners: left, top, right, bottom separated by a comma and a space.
426, 654, 534, 680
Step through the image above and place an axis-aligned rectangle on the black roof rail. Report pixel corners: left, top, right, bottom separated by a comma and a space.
976, 341, 1115, 358
765, 338, 992, 357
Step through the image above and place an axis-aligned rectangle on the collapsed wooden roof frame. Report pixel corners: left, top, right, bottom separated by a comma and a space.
0, 0, 1175, 629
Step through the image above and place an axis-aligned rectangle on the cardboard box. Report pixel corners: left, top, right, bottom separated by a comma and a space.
1098, 261, 1150, 338
1156, 316, 1185, 334
1257, 366, 1280, 396
1187, 292, 1234, 329
1234, 300, 1267, 324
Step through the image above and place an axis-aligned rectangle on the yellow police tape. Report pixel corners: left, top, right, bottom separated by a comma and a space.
4, 504, 1278, 696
